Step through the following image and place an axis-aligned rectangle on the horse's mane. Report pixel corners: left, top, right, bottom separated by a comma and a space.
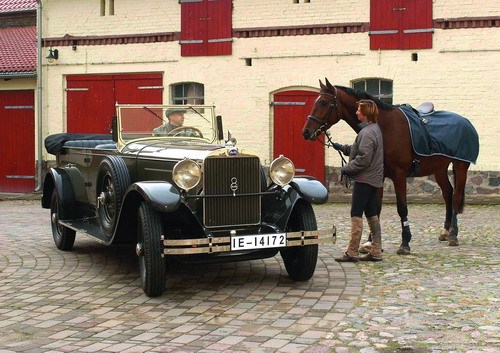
335, 85, 394, 110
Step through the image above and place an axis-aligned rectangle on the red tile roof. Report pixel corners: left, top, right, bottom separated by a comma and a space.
0, 0, 37, 13
0, 26, 37, 75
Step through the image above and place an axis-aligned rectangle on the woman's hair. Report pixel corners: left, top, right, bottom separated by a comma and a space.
357, 99, 379, 123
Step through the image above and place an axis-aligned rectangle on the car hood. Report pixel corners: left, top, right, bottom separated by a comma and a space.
122, 140, 229, 161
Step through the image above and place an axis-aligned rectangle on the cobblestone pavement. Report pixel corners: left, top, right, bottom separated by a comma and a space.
0, 200, 498, 353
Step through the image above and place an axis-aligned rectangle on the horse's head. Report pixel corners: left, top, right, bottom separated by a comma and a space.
302, 78, 342, 141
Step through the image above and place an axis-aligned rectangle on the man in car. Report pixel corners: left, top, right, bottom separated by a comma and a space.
153, 108, 186, 135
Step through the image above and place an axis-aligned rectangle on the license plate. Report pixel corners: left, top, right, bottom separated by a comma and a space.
231, 233, 286, 251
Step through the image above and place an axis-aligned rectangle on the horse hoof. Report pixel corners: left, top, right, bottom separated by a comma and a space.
359, 241, 372, 254
397, 246, 411, 255
448, 239, 459, 246
438, 229, 449, 241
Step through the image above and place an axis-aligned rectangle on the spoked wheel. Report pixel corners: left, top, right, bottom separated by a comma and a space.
280, 202, 319, 281
96, 156, 130, 240
137, 202, 166, 297
50, 188, 76, 251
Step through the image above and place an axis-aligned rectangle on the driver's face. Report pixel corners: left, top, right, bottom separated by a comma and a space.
169, 112, 185, 127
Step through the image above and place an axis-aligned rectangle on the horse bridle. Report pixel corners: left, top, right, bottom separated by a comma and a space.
307, 86, 351, 187
306, 86, 339, 136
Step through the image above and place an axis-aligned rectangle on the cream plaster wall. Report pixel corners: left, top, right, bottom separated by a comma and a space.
41, 1, 499, 172
43, 0, 179, 37
0, 78, 35, 91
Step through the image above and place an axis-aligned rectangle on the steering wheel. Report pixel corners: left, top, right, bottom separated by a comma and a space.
169, 126, 204, 138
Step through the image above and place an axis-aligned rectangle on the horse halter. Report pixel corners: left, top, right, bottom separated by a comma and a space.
307, 86, 339, 136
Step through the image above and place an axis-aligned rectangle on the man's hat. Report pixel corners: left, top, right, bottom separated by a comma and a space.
165, 108, 187, 117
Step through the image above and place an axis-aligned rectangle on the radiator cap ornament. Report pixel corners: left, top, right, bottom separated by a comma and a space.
228, 147, 238, 156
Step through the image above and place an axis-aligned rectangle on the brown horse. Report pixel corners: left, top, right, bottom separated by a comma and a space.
302, 78, 476, 255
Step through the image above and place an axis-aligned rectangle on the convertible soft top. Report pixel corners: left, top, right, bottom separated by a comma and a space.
44, 133, 113, 155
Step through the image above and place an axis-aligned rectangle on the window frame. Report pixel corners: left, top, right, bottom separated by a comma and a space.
352, 79, 393, 105
171, 82, 205, 105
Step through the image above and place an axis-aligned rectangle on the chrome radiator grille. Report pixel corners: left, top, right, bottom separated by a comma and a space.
204, 156, 261, 228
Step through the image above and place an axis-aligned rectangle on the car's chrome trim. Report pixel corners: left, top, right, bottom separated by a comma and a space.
163, 227, 336, 255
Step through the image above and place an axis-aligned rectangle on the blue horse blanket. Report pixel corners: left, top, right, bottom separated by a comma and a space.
398, 105, 479, 164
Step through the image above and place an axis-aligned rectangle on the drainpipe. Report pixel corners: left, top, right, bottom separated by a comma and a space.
35, 0, 43, 191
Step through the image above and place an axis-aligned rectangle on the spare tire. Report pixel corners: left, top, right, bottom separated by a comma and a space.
96, 156, 130, 240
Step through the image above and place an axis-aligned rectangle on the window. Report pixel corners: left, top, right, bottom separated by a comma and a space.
180, 0, 232, 56
370, 0, 433, 50
352, 79, 393, 105
172, 83, 205, 105
100, 0, 114, 16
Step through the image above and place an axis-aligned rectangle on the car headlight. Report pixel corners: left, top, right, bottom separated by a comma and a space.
173, 158, 201, 191
269, 155, 295, 186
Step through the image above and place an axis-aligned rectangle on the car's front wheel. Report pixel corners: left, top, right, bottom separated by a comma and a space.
137, 202, 166, 297
50, 188, 76, 251
280, 201, 318, 281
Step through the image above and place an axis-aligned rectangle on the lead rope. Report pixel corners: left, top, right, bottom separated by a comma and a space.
321, 131, 351, 188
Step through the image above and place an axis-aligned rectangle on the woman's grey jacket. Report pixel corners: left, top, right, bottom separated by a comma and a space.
339, 121, 384, 188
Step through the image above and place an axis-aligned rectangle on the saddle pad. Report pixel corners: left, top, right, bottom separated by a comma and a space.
398, 105, 479, 164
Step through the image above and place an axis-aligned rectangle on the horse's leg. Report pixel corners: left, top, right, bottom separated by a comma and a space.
448, 162, 470, 246
434, 167, 453, 241
393, 175, 412, 255
359, 186, 384, 253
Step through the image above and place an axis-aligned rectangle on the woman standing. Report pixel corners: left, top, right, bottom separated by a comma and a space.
333, 99, 384, 262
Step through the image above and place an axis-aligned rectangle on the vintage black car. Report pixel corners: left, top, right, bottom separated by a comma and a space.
41, 104, 335, 297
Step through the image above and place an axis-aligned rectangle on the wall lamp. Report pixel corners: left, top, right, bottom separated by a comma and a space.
46, 48, 59, 63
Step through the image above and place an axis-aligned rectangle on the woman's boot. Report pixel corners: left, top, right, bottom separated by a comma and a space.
335, 217, 363, 262
359, 216, 382, 261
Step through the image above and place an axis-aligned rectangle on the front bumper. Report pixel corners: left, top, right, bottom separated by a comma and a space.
163, 227, 336, 255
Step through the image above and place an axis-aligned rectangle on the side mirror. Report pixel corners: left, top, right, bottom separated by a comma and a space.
112, 116, 118, 142
216, 115, 224, 141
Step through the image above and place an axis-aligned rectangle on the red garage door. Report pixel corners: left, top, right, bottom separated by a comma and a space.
0, 90, 35, 192
67, 73, 163, 133
273, 90, 325, 184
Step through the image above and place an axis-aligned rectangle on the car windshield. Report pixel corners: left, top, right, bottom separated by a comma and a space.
116, 104, 217, 145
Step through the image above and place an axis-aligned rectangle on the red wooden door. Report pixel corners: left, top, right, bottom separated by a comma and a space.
273, 90, 325, 184
0, 90, 35, 192
67, 75, 115, 133
67, 73, 163, 134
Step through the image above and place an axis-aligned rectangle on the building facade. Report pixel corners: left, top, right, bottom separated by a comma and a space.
24, 0, 500, 197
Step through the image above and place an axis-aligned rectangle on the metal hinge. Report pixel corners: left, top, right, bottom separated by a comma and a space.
270, 101, 306, 106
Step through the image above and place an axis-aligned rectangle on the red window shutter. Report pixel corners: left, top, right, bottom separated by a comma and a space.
401, 0, 432, 49
370, 0, 432, 50
207, 0, 232, 56
181, 0, 206, 56
180, 0, 232, 56
370, 0, 400, 50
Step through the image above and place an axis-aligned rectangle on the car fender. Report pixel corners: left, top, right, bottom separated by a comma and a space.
261, 177, 328, 230
124, 181, 181, 213
289, 176, 329, 205
41, 168, 76, 209
261, 184, 302, 230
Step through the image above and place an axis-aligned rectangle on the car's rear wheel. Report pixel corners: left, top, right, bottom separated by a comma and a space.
96, 156, 130, 239
280, 201, 318, 281
137, 202, 166, 297
50, 188, 76, 251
